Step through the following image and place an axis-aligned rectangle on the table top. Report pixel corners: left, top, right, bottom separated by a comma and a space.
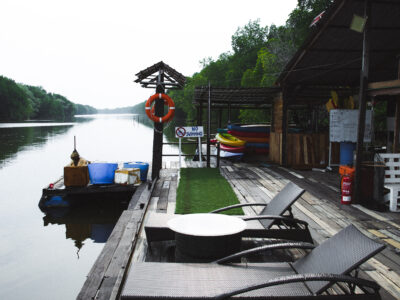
167, 213, 247, 237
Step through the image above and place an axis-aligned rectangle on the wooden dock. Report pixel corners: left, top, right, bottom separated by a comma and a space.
78, 158, 400, 300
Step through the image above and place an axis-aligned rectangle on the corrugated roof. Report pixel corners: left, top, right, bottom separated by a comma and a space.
277, 0, 400, 87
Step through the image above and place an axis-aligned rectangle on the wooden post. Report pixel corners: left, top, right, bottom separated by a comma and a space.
393, 56, 400, 153
394, 99, 400, 153
207, 82, 211, 167
151, 71, 165, 181
354, 0, 371, 204
282, 89, 289, 166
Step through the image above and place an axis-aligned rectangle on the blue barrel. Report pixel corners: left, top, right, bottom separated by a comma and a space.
124, 162, 149, 182
340, 142, 356, 166
88, 163, 118, 184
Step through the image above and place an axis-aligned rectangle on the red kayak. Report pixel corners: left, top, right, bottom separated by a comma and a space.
219, 143, 246, 153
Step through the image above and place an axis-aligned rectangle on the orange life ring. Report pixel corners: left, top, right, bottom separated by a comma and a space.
145, 93, 175, 123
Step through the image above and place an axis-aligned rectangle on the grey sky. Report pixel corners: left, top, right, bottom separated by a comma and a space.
1, 0, 297, 109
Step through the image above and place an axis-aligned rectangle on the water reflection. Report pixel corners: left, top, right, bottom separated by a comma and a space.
0, 125, 73, 167
42, 201, 127, 256
0, 113, 178, 300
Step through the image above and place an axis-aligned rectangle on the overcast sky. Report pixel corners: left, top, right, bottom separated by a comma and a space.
1, 0, 298, 109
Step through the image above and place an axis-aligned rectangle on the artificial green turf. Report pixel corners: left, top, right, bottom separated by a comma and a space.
175, 168, 244, 215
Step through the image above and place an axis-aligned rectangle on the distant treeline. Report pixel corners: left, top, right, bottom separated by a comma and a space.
167, 0, 333, 125
0, 75, 97, 122
97, 106, 134, 114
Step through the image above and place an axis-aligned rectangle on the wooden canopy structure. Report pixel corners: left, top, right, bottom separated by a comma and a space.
135, 61, 186, 90
135, 62, 185, 180
193, 86, 280, 109
275, 0, 400, 203
277, 0, 400, 88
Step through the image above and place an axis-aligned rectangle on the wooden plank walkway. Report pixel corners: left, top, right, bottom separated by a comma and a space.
77, 180, 155, 300
129, 160, 400, 300
78, 155, 400, 299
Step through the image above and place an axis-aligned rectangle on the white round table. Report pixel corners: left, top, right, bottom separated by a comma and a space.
167, 213, 247, 261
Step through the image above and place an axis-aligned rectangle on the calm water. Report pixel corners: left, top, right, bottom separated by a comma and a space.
0, 114, 179, 300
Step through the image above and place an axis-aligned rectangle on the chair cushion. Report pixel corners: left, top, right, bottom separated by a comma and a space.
121, 262, 311, 299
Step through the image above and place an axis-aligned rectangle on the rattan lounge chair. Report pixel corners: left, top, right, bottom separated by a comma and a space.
145, 182, 312, 244
121, 225, 385, 299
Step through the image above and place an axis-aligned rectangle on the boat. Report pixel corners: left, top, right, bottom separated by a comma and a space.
218, 150, 244, 159
219, 143, 246, 153
215, 133, 246, 147
38, 177, 138, 210
230, 135, 269, 143
227, 124, 270, 134
228, 129, 269, 138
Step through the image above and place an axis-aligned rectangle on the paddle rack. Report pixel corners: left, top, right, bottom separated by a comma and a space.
135, 61, 185, 180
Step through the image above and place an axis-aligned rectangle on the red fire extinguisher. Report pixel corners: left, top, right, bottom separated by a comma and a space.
341, 175, 352, 204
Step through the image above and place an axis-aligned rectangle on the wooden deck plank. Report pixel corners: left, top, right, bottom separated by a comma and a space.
78, 180, 155, 300
84, 161, 400, 300
77, 210, 134, 300
156, 180, 170, 212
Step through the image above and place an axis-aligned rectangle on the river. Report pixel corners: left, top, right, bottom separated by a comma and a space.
0, 114, 179, 300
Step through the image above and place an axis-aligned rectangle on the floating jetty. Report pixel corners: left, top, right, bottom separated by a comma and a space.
76, 159, 400, 300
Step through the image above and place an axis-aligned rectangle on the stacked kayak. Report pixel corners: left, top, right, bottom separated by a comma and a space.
227, 124, 270, 154
215, 133, 246, 158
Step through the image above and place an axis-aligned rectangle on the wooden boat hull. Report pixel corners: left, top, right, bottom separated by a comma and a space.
39, 177, 138, 210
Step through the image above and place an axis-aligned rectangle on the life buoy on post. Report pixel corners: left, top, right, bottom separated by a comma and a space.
145, 93, 175, 123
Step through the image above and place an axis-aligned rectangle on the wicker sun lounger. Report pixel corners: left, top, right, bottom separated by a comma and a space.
121, 225, 385, 299
145, 182, 312, 244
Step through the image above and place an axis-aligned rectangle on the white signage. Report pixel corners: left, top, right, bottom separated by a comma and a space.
175, 126, 204, 138
329, 109, 372, 143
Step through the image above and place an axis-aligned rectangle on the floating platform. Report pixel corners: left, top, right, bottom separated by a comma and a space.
38, 177, 138, 210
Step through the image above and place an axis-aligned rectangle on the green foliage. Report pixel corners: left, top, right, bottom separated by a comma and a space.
167, 0, 333, 124
0, 76, 32, 121
75, 103, 97, 115
287, 0, 333, 47
1, 75, 96, 121
231, 19, 269, 54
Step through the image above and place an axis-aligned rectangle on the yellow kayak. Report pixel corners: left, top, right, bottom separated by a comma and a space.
215, 133, 246, 147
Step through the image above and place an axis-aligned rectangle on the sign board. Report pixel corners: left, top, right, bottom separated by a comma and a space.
329, 109, 372, 143
175, 126, 204, 138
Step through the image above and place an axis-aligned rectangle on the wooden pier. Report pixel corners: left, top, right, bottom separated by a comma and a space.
78, 159, 400, 300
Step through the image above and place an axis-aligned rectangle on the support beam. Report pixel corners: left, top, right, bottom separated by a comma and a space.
207, 83, 211, 167
282, 89, 289, 166
354, 0, 371, 204
393, 99, 400, 153
393, 56, 400, 153
151, 71, 165, 181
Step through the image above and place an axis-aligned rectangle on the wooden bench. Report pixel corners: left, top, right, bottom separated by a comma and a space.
375, 153, 400, 212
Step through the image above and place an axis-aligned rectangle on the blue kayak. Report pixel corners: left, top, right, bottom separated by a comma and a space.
245, 143, 269, 149
227, 124, 270, 133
